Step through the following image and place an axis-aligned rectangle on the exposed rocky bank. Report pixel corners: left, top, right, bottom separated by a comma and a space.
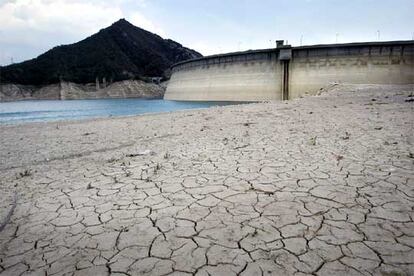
0, 79, 165, 101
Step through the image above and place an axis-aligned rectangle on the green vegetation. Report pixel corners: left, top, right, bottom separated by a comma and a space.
0, 19, 201, 85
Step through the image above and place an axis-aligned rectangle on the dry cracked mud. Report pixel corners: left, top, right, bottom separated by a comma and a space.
0, 84, 413, 276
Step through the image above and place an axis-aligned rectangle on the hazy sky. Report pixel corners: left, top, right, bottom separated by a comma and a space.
0, 0, 413, 65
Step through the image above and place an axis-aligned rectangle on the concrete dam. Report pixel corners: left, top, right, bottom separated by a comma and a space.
164, 40, 414, 101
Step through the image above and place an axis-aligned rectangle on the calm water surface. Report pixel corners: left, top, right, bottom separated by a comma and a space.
0, 98, 235, 124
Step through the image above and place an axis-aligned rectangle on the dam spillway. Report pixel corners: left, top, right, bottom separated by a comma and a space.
164, 40, 414, 101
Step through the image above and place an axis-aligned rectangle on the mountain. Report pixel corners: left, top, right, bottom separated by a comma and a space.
0, 19, 202, 85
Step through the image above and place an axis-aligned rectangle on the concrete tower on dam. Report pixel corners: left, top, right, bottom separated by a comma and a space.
164, 40, 414, 101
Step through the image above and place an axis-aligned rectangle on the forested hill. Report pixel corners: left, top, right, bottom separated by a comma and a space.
1, 19, 202, 85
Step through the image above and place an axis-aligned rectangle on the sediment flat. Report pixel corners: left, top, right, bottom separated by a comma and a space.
0, 84, 413, 275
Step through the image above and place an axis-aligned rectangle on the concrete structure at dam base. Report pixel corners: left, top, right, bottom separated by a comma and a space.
165, 40, 414, 101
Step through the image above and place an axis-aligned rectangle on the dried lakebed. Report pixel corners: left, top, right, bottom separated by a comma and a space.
0, 84, 413, 275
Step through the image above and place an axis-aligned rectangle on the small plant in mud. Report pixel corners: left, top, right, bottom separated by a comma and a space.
163, 152, 170, 159
332, 153, 344, 165
309, 136, 317, 146
154, 163, 162, 174
341, 131, 350, 140
17, 169, 32, 179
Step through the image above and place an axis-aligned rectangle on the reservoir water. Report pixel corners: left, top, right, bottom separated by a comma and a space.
0, 99, 234, 124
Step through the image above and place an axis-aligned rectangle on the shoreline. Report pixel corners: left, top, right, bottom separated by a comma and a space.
0, 99, 245, 127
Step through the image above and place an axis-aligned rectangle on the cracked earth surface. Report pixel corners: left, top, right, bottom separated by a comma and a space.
0, 84, 413, 276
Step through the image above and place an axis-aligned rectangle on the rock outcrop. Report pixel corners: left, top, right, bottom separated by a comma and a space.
0, 80, 165, 102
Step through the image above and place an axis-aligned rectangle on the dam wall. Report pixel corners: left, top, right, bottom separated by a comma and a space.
165, 51, 283, 101
289, 42, 414, 99
164, 40, 414, 101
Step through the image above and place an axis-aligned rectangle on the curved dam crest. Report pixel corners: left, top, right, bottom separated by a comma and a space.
165, 40, 414, 101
